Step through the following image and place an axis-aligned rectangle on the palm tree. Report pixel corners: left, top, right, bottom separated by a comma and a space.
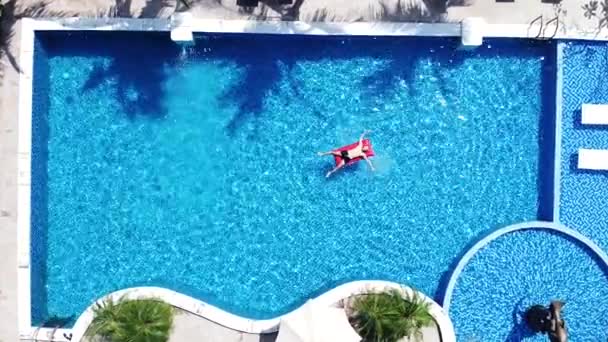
88, 297, 174, 342
351, 289, 433, 342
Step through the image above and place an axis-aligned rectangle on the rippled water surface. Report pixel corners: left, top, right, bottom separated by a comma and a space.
31, 32, 552, 323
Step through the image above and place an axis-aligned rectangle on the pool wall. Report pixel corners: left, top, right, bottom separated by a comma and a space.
16, 16, 602, 341
552, 42, 564, 222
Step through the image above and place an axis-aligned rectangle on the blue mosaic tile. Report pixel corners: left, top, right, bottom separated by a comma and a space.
559, 41, 608, 253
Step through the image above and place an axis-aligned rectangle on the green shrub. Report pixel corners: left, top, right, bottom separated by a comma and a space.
351, 289, 434, 342
88, 297, 174, 342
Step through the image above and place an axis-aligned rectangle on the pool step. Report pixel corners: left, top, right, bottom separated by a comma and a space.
582, 103, 608, 125
578, 148, 608, 170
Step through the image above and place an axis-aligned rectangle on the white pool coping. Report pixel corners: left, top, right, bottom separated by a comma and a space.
16, 16, 608, 342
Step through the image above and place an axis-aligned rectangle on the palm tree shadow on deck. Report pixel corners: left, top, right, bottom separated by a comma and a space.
0, 0, 74, 79
375, 0, 448, 23
258, 332, 278, 342
112, 0, 134, 16
139, 0, 176, 18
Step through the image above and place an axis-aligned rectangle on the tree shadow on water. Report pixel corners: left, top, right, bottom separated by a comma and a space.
360, 52, 420, 98
218, 33, 472, 137
79, 32, 180, 119
360, 38, 464, 99
220, 50, 332, 137
222, 57, 283, 136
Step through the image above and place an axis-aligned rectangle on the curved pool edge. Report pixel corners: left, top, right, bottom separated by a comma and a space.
441, 220, 608, 312
68, 280, 455, 342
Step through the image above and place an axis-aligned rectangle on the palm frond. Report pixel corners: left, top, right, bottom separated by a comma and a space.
87, 297, 174, 342
351, 289, 434, 342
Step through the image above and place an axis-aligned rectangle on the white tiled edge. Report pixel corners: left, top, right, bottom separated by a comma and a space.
17, 18, 34, 341
65, 281, 455, 342
20, 15, 601, 342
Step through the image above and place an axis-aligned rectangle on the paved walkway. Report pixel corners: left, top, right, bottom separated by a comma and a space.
169, 311, 278, 342
82, 307, 438, 342
0, 9, 22, 342
0, 0, 606, 341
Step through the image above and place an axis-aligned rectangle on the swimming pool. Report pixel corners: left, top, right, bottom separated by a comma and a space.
31, 31, 554, 324
448, 228, 608, 341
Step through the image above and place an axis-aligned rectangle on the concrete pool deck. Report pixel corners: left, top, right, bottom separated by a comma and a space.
67, 283, 450, 342
1, 0, 608, 341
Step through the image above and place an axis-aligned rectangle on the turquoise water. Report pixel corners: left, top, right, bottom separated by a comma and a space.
449, 229, 608, 341
31, 32, 551, 324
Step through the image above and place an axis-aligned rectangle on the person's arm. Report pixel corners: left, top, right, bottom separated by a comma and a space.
357, 129, 371, 147
362, 155, 375, 171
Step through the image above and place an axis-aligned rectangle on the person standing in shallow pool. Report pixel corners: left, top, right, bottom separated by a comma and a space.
548, 300, 567, 342
317, 130, 375, 178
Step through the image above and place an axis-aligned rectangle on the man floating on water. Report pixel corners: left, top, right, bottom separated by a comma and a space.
317, 130, 375, 178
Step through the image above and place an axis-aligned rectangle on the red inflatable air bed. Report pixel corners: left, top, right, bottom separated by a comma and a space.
333, 139, 375, 166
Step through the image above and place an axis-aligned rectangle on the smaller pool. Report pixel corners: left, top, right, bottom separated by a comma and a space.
448, 229, 608, 341
559, 40, 608, 253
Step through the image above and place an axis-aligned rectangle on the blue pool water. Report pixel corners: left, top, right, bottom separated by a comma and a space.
449, 229, 608, 341
559, 41, 608, 253
31, 32, 553, 324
